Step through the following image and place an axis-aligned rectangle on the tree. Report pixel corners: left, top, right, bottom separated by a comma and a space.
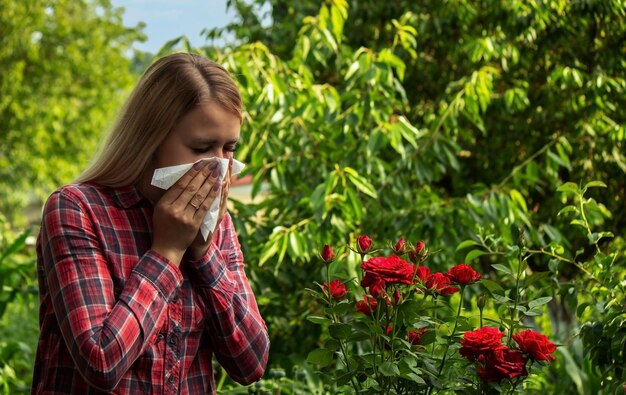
181, 0, 625, 391
0, 0, 144, 224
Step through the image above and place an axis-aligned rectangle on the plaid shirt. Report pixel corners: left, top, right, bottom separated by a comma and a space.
32, 183, 269, 394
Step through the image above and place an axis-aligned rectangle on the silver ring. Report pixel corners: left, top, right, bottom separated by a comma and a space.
189, 202, 200, 210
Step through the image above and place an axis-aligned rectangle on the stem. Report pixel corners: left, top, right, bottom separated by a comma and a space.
508, 253, 524, 347
577, 190, 601, 254
326, 265, 361, 394
432, 286, 465, 393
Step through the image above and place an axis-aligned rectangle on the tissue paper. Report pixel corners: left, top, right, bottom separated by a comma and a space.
151, 158, 245, 240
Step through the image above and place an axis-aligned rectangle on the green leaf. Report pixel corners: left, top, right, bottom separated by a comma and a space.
557, 182, 580, 194
523, 308, 543, 316
528, 296, 552, 309
465, 249, 487, 262
307, 315, 331, 324
379, 361, 400, 377
481, 279, 504, 294
456, 240, 480, 252
329, 323, 352, 339
557, 205, 579, 217
491, 264, 513, 276
584, 181, 607, 189
307, 349, 334, 367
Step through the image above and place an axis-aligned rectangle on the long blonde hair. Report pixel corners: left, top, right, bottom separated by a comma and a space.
76, 53, 242, 186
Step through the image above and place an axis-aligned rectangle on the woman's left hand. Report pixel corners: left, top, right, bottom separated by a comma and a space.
186, 157, 233, 261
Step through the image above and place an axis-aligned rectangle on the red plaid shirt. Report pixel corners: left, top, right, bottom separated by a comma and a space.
32, 183, 269, 394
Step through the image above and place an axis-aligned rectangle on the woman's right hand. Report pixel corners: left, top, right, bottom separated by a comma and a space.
150, 160, 222, 265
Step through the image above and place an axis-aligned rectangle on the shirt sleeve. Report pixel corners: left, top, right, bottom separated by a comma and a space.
40, 189, 184, 391
186, 212, 269, 385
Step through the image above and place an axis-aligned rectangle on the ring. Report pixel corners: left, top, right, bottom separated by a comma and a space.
189, 202, 200, 210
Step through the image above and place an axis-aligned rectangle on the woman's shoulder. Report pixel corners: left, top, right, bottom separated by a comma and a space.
46, 183, 118, 209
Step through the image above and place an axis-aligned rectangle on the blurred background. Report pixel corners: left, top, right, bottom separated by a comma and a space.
1, 0, 625, 393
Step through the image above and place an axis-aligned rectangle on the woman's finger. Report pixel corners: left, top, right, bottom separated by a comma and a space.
161, 159, 213, 205
173, 160, 220, 209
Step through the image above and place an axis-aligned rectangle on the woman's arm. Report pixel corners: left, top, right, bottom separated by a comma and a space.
41, 188, 183, 391
186, 212, 269, 384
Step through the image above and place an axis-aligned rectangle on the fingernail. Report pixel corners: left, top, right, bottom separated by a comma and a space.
208, 161, 218, 171
193, 160, 207, 170
211, 164, 220, 177
212, 181, 221, 191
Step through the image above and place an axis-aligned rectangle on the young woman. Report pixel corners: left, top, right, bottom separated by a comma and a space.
32, 53, 269, 394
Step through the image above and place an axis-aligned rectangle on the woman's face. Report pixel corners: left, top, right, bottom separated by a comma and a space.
154, 101, 241, 168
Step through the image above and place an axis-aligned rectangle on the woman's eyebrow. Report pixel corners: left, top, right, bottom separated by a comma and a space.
190, 138, 240, 145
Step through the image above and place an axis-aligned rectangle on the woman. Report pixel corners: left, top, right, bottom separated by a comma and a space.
32, 53, 269, 394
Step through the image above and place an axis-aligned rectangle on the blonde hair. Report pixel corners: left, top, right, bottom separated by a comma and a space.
76, 53, 242, 186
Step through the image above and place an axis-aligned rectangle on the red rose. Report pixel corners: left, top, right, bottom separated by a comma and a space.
361, 255, 415, 285
393, 289, 401, 304
355, 296, 378, 316
321, 245, 335, 263
408, 328, 428, 346
385, 326, 393, 336
323, 279, 347, 301
447, 264, 481, 285
361, 273, 386, 298
459, 326, 506, 362
512, 330, 557, 362
477, 348, 528, 382
414, 265, 431, 282
357, 235, 373, 253
393, 238, 406, 254
408, 251, 419, 263
425, 272, 460, 295
415, 240, 425, 254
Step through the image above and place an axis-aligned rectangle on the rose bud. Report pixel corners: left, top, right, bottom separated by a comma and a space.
320, 244, 335, 263
408, 251, 419, 263
357, 235, 373, 253
393, 289, 401, 304
408, 328, 428, 346
393, 238, 406, 254
323, 279, 348, 301
415, 240, 425, 254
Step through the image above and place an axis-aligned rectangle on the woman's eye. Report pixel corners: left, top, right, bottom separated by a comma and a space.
225, 145, 238, 153
192, 147, 211, 153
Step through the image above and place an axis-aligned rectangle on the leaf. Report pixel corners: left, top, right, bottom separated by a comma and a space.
329, 323, 352, 339
557, 205, 579, 217
456, 240, 480, 252
491, 264, 513, 276
557, 182, 579, 194
584, 180, 607, 189
523, 307, 543, 316
307, 349, 334, 367
465, 249, 487, 262
307, 315, 331, 324
481, 279, 504, 294
379, 361, 400, 377
528, 296, 552, 309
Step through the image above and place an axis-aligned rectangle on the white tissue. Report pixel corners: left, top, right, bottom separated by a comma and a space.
151, 158, 245, 240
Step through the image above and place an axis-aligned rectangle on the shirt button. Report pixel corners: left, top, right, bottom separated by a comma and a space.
168, 375, 176, 384
169, 335, 178, 346
157, 334, 164, 342
171, 294, 179, 303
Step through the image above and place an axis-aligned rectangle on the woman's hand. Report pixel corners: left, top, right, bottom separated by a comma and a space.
151, 159, 223, 265
186, 157, 233, 261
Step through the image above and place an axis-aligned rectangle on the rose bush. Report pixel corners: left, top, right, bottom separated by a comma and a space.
308, 236, 558, 394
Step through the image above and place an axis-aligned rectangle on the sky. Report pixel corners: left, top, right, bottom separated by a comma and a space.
110, 0, 236, 53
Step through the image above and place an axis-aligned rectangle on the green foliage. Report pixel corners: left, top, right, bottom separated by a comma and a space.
0, 0, 145, 223
0, 221, 38, 394
171, 0, 626, 392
